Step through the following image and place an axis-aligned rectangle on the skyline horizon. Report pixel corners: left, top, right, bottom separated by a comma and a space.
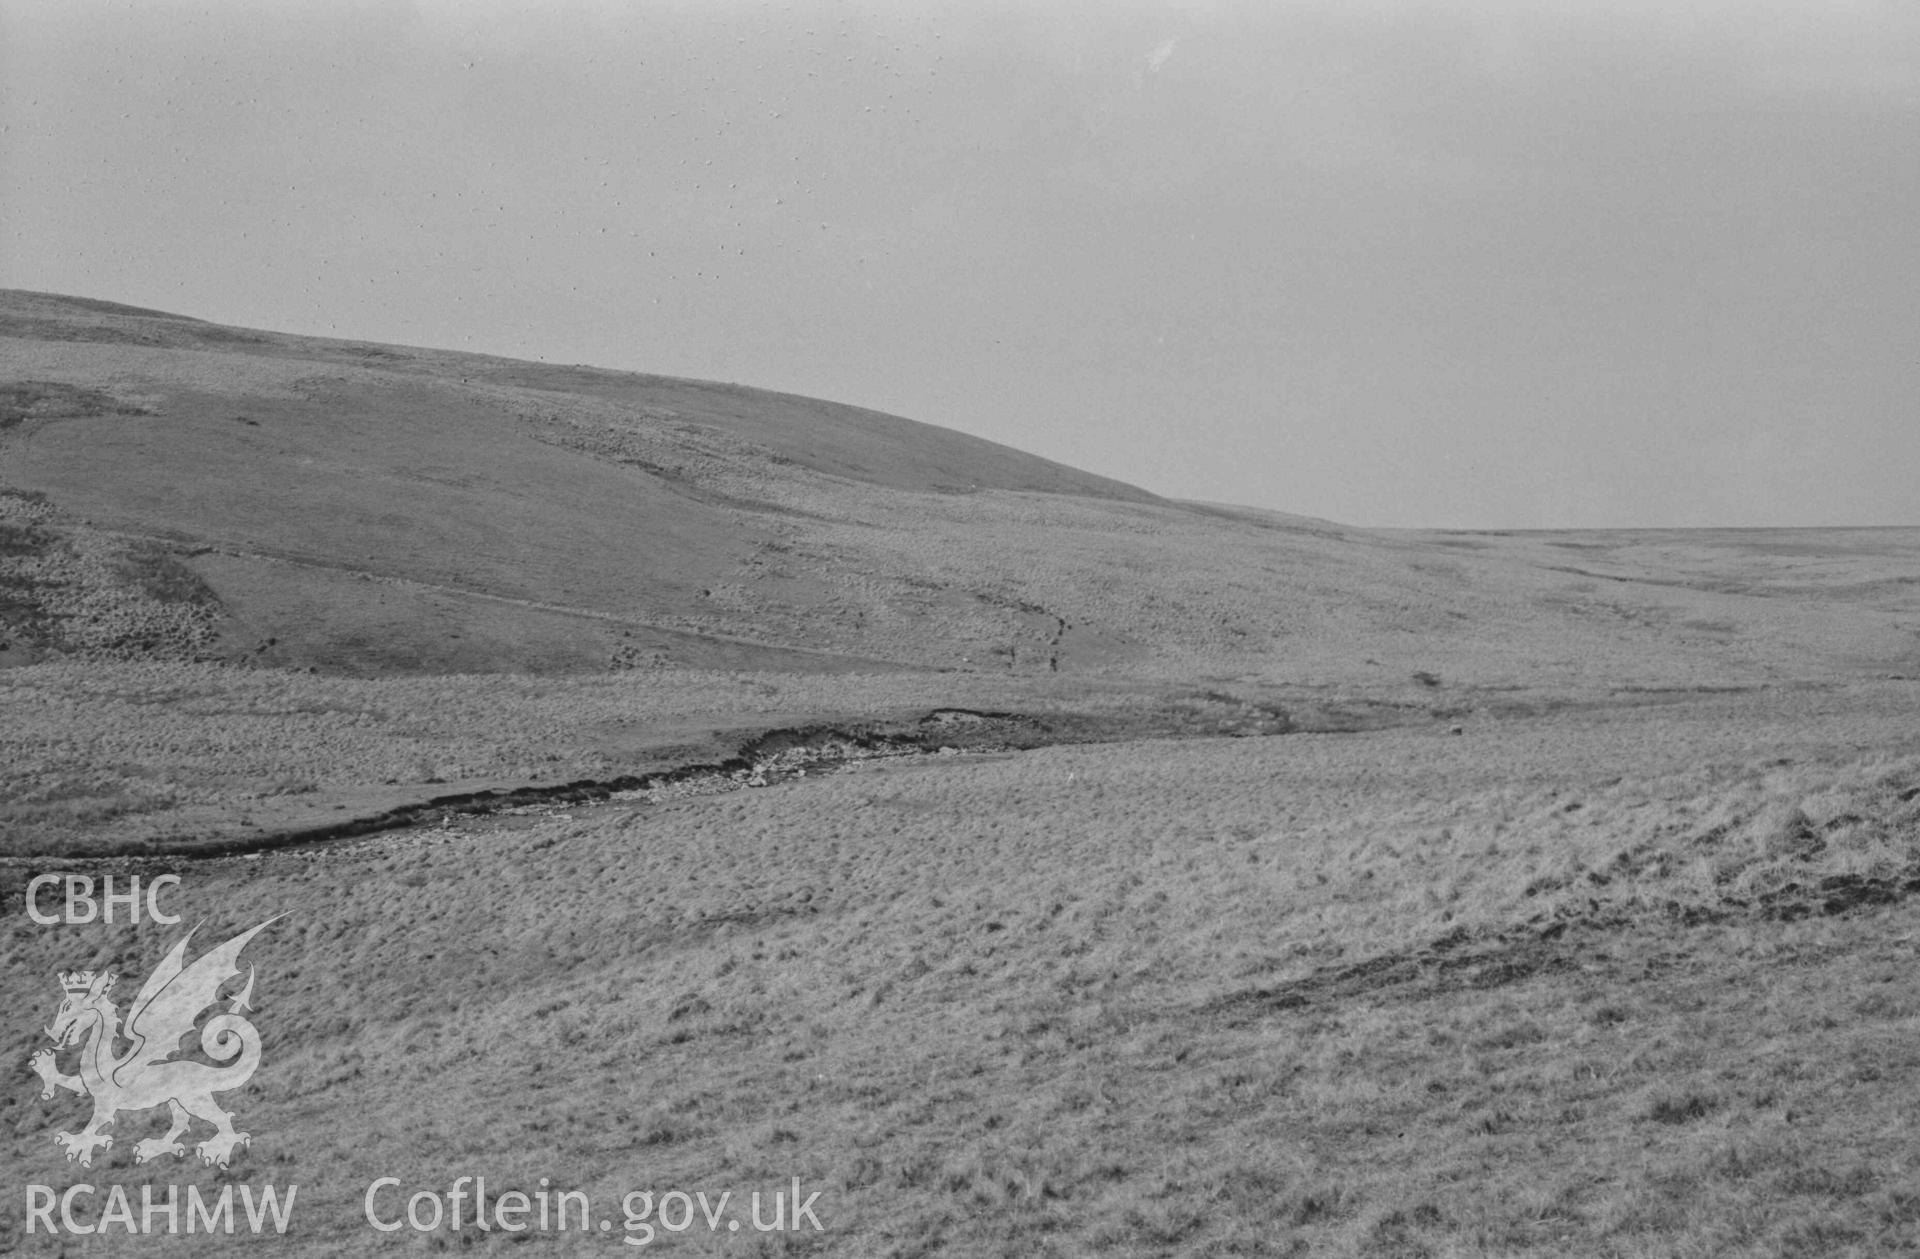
5, 1, 1916, 531
10, 276, 1920, 534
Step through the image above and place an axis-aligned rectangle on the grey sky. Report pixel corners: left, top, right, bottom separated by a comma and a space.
3, 0, 1915, 527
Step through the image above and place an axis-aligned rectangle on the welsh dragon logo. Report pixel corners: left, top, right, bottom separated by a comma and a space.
28, 918, 278, 1169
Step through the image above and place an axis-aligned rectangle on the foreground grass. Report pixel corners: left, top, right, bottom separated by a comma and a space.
5, 689, 1920, 1254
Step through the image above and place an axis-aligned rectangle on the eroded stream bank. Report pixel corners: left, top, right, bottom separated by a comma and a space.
2, 692, 1338, 865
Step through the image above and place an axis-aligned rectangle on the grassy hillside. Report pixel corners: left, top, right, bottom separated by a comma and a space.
7, 288, 1918, 688
7, 292, 1920, 1256
7, 289, 1920, 855
0, 288, 1151, 677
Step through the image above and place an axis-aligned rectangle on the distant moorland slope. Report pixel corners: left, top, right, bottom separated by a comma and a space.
2, 288, 1918, 689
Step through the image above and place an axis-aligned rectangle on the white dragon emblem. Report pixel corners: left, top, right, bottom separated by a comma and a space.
28, 918, 278, 1169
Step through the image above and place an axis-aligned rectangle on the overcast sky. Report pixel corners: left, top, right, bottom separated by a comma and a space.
3, 1, 1915, 528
